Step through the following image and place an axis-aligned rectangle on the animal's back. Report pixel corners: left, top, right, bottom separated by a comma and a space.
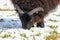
12, 0, 60, 12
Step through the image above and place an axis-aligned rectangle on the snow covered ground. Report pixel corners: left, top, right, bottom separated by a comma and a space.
0, 0, 60, 40
0, 0, 22, 29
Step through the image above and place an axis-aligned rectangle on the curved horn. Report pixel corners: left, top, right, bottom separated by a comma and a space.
28, 7, 44, 15
15, 4, 24, 14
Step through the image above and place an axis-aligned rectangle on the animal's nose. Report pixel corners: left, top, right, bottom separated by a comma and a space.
37, 22, 44, 28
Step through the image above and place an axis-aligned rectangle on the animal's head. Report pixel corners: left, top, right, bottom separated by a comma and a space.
14, 4, 44, 29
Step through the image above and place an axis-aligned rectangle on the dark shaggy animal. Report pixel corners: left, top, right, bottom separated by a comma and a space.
11, 0, 60, 29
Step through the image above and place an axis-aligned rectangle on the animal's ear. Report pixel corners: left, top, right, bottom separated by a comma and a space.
28, 7, 44, 15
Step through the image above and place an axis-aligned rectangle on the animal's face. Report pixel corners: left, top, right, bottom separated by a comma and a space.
19, 11, 39, 29
14, 4, 44, 29
20, 13, 32, 29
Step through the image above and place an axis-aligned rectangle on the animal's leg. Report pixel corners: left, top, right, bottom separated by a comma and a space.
36, 11, 45, 28
37, 21, 44, 28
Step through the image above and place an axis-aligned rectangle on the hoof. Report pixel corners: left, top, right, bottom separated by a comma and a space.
37, 22, 44, 28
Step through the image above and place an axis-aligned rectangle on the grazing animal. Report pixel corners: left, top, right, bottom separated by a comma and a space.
11, 0, 60, 29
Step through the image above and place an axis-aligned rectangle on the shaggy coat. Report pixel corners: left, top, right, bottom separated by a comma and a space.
12, 0, 60, 29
